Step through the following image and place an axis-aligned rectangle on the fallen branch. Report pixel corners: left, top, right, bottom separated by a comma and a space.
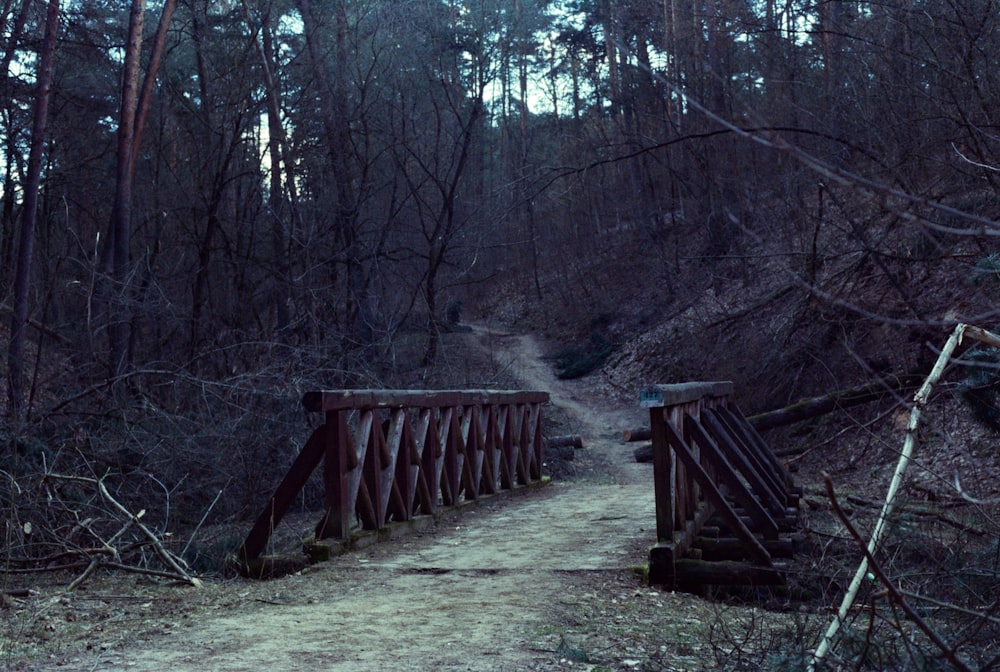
44, 473, 200, 589
809, 324, 964, 669
823, 474, 972, 672
810, 323, 988, 669
775, 403, 902, 459
845, 495, 986, 536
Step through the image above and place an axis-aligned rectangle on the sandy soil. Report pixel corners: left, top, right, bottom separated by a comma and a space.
11, 326, 719, 672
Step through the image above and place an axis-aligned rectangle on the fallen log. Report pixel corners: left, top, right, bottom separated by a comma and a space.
544, 435, 584, 449
622, 427, 651, 442
747, 373, 923, 431
674, 559, 785, 587
633, 444, 654, 463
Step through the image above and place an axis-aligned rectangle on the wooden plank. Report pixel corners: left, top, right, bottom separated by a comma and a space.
469, 406, 486, 495
674, 404, 695, 531
480, 406, 498, 495
648, 405, 673, 543
441, 407, 462, 505
717, 406, 792, 498
380, 409, 404, 521
673, 499, 718, 557
355, 477, 378, 530
728, 404, 797, 491
350, 411, 374, 527
238, 424, 326, 562
459, 406, 480, 500
663, 421, 772, 565
526, 402, 544, 481
674, 559, 785, 587
406, 416, 423, 515
711, 406, 788, 504
685, 415, 779, 541
640, 381, 733, 409
515, 404, 531, 485
387, 409, 413, 522
694, 536, 795, 561
701, 409, 786, 516
303, 389, 549, 412
315, 410, 353, 540
499, 404, 515, 490
362, 416, 385, 528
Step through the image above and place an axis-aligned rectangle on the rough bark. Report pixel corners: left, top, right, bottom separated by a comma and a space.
622, 427, 652, 442
108, 0, 145, 385
6, 0, 59, 420
748, 374, 924, 431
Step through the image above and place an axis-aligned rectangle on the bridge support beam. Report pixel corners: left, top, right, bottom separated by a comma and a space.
642, 382, 800, 592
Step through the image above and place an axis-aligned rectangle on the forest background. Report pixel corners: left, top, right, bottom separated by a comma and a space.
2, 0, 1000, 578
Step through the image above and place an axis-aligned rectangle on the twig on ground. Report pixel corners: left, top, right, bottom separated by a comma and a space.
43, 472, 199, 589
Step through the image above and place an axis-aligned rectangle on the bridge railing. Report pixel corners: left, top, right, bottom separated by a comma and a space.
641, 382, 800, 590
238, 389, 549, 565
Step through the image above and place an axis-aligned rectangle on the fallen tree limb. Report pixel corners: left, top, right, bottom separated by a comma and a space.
748, 373, 923, 431
822, 473, 972, 672
44, 473, 200, 589
809, 323, 972, 670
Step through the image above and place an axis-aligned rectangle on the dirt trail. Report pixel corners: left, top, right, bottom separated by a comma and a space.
35, 327, 663, 672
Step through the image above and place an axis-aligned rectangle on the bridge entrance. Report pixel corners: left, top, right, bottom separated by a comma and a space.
237, 382, 799, 593
643, 382, 801, 591
237, 389, 548, 573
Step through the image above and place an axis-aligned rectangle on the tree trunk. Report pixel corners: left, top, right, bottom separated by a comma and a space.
6, 0, 59, 420
0, 0, 32, 295
748, 374, 924, 431
108, 0, 145, 387
242, 0, 298, 336
295, 0, 361, 348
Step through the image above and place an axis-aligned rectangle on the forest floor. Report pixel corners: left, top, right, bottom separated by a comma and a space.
4, 326, 833, 671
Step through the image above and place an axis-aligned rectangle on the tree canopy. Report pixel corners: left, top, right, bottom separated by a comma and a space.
1, 0, 998, 417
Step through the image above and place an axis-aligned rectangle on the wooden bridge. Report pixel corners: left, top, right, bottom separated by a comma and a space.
237, 389, 549, 569
237, 382, 798, 592
642, 382, 800, 591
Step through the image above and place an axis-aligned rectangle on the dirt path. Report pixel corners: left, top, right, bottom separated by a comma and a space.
28, 327, 679, 672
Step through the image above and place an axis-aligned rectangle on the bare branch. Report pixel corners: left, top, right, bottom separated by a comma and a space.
823, 473, 973, 672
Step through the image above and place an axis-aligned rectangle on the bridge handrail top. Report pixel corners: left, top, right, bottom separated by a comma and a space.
303, 389, 550, 412
640, 381, 734, 408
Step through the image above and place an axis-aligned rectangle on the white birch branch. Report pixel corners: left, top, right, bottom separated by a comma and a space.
809, 323, 970, 669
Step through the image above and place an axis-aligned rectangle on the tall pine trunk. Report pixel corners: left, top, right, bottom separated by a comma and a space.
6, 0, 59, 421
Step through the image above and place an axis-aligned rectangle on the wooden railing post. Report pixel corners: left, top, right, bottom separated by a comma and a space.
315, 410, 352, 540
648, 404, 673, 543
